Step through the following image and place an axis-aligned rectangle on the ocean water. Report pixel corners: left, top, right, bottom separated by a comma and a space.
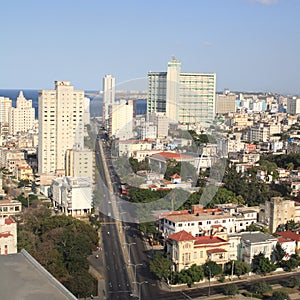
0, 89, 147, 119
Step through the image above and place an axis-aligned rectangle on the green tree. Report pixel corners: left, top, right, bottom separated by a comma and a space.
203, 261, 222, 278
187, 264, 204, 283
252, 253, 276, 275
246, 223, 269, 234
285, 220, 299, 231
281, 254, 300, 271
285, 276, 300, 288
273, 243, 286, 263
249, 280, 272, 295
270, 291, 291, 300
225, 260, 251, 277
149, 252, 172, 282
223, 283, 239, 295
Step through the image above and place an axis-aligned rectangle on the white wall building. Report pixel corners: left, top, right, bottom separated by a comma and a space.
52, 176, 93, 217
83, 97, 90, 125
65, 148, 94, 181
38, 81, 85, 176
109, 99, 134, 140
9, 91, 35, 135
0, 216, 17, 255
103, 74, 115, 122
0, 96, 12, 124
229, 231, 277, 265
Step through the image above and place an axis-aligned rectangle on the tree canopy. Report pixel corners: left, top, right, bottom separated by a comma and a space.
18, 206, 98, 297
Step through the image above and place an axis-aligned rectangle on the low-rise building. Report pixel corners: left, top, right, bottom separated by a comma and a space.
166, 230, 230, 272
52, 177, 93, 217
229, 231, 277, 265
276, 231, 300, 253
0, 216, 17, 255
0, 199, 22, 218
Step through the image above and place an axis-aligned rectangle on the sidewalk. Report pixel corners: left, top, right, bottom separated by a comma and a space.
157, 261, 300, 293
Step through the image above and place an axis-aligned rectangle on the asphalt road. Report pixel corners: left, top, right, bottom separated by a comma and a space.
92, 122, 300, 300
94, 131, 132, 300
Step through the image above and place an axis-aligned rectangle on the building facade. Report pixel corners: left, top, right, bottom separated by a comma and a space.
103, 74, 115, 122
109, 99, 134, 139
38, 81, 85, 176
0, 217, 17, 255
215, 91, 236, 114
147, 58, 216, 125
9, 91, 35, 135
52, 176, 93, 217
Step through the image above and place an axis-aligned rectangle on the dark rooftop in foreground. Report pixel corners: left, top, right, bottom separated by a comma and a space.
0, 249, 76, 300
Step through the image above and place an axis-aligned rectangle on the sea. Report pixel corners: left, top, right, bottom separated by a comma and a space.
0, 89, 147, 119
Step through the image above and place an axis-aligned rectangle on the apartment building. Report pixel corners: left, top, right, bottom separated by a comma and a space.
215, 91, 236, 114
38, 81, 85, 176
147, 58, 216, 124
160, 204, 257, 238
109, 99, 134, 140
65, 148, 94, 181
102, 74, 115, 123
9, 91, 35, 135
260, 197, 297, 233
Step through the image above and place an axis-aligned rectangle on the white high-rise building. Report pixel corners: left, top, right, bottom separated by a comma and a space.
109, 99, 134, 140
0, 96, 12, 124
102, 74, 115, 122
9, 91, 35, 135
147, 58, 216, 125
83, 97, 90, 125
287, 98, 300, 115
38, 81, 85, 176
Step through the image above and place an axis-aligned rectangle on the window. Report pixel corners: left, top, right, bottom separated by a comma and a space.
193, 252, 197, 259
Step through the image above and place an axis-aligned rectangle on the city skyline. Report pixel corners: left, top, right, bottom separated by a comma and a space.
1, 0, 300, 94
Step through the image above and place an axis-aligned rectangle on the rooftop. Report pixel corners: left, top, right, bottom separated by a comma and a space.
164, 213, 232, 223
168, 230, 196, 242
0, 249, 76, 300
276, 231, 300, 242
238, 231, 277, 243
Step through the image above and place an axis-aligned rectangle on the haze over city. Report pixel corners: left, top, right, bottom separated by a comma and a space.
2, 0, 300, 94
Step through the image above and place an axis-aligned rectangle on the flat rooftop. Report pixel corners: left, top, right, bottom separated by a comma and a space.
0, 249, 76, 300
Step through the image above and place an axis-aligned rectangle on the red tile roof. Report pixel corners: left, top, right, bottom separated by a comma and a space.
168, 230, 196, 242
170, 173, 181, 179
154, 152, 193, 160
0, 232, 12, 238
276, 231, 300, 242
207, 248, 227, 254
277, 237, 293, 243
5, 217, 15, 225
194, 236, 228, 246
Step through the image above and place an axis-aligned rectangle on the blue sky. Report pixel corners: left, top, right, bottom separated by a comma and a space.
1, 0, 300, 94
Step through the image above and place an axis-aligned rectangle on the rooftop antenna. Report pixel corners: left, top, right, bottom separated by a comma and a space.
172, 55, 176, 60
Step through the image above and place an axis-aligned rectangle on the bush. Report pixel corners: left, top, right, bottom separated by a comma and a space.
249, 280, 272, 295
270, 291, 291, 300
223, 283, 239, 295
285, 276, 300, 288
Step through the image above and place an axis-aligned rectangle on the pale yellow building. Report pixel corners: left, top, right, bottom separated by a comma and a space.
38, 81, 85, 176
261, 197, 297, 233
166, 230, 230, 272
